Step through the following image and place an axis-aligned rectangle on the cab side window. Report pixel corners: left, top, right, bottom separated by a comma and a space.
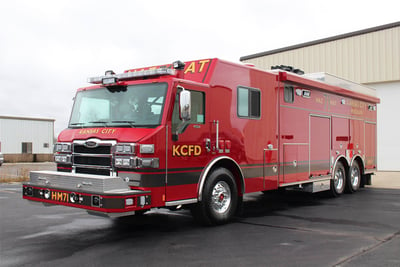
237, 86, 261, 119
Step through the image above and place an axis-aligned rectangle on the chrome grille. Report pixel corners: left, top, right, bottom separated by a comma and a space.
72, 139, 116, 176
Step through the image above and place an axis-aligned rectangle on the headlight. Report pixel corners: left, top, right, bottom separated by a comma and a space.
115, 156, 137, 168
138, 158, 159, 168
54, 143, 72, 153
114, 156, 159, 169
125, 198, 134, 206
115, 143, 135, 154
54, 154, 72, 164
44, 189, 51, 199
140, 144, 154, 154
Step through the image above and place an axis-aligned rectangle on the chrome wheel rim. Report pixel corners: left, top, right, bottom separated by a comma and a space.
334, 168, 344, 191
351, 166, 360, 188
211, 181, 231, 214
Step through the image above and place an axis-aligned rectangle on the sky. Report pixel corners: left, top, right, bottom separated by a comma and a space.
1, 0, 399, 135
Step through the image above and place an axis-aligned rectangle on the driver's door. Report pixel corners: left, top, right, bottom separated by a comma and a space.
165, 85, 210, 203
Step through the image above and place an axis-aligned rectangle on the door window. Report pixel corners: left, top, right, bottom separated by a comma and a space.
172, 89, 205, 133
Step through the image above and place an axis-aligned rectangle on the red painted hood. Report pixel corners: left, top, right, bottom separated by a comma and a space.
58, 127, 160, 142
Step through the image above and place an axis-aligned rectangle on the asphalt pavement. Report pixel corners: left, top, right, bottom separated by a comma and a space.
0, 181, 399, 267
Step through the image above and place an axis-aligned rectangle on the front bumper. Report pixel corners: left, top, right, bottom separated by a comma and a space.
22, 171, 151, 217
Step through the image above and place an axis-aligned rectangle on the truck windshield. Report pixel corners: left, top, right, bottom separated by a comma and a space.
69, 83, 168, 128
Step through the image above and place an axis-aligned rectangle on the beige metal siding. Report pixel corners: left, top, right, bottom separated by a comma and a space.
242, 26, 400, 84
0, 116, 54, 154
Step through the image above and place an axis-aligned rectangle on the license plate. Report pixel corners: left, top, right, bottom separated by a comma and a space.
49, 190, 70, 203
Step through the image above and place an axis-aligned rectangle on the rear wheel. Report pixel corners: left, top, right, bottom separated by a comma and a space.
330, 161, 346, 197
346, 161, 361, 193
191, 168, 238, 225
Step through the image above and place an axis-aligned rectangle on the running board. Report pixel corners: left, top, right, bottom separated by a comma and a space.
280, 176, 331, 193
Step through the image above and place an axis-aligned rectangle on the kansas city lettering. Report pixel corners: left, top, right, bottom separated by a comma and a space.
172, 145, 202, 156
51, 191, 69, 202
78, 128, 116, 135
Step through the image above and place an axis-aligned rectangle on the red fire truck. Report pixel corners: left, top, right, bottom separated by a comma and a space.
22, 58, 379, 225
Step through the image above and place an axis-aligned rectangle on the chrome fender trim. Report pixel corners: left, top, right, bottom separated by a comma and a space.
350, 154, 365, 170
197, 156, 244, 202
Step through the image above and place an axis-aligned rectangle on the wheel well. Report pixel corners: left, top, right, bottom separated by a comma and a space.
198, 157, 244, 201
335, 155, 366, 187
352, 156, 365, 175
209, 158, 244, 196
336, 157, 349, 175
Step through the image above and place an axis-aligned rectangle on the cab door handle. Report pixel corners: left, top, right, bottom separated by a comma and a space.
204, 138, 211, 152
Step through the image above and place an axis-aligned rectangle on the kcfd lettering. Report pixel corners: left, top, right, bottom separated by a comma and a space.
172, 145, 202, 156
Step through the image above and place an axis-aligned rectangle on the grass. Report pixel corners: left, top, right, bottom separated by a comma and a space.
0, 176, 29, 183
0, 167, 30, 183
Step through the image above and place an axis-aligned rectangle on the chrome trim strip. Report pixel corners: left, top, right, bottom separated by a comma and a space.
87, 210, 137, 218
73, 164, 112, 170
165, 198, 197, 206
73, 153, 112, 158
73, 139, 117, 145
279, 176, 331, 187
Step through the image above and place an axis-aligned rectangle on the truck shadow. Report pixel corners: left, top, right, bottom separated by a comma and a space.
111, 189, 329, 233
239, 190, 327, 218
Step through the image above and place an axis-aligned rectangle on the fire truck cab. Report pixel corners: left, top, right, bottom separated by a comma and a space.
23, 58, 379, 225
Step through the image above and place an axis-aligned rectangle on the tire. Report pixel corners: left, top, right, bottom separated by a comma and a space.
330, 161, 346, 197
346, 161, 361, 193
191, 168, 238, 225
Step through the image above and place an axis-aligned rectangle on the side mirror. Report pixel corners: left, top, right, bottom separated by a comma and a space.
178, 86, 191, 121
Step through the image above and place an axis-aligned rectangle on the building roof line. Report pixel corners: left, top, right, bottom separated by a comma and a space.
240, 21, 400, 61
0, 115, 55, 122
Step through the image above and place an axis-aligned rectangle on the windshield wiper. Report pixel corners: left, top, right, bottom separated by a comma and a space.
69, 122, 85, 128
88, 121, 109, 127
111, 120, 136, 127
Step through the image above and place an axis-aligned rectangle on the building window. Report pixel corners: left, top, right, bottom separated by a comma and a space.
22, 142, 32, 154
43, 143, 49, 148
237, 86, 261, 119
284, 85, 294, 103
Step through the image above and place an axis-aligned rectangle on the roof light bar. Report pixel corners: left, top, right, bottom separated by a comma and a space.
88, 68, 177, 84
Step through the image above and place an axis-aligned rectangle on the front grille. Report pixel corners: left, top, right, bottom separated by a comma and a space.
74, 155, 112, 166
73, 145, 111, 154
72, 142, 114, 176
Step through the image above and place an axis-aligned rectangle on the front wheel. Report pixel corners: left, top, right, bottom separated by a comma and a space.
330, 161, 346, 197
191, 168, 238, 225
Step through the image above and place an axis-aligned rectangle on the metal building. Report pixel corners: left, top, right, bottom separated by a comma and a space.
0, 116, 54, 162
240, 21, 400, 171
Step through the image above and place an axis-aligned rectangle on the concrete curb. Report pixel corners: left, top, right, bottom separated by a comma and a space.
368, 172, 400, 189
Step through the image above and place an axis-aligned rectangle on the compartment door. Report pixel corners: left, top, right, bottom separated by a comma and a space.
310, 115, 331, 177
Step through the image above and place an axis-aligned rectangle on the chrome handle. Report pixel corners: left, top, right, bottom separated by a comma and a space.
204, 138, 211, 152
